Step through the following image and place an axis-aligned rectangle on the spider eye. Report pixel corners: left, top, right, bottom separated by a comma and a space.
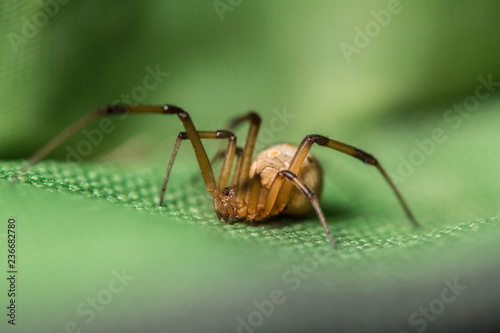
222, 187, 230, 195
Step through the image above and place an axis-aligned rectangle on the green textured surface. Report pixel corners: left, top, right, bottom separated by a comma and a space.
1, 1, 500, 332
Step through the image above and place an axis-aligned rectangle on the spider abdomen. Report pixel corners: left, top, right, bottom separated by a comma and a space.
249, 143, 323, 216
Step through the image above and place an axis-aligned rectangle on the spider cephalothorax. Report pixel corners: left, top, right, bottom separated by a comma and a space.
213, 186, 238, 222
27, 104, 420, 248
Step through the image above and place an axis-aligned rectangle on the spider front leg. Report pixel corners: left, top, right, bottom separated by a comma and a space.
265, 134, 420, 228
27, 104, 221, 199
159, 130, 237, 207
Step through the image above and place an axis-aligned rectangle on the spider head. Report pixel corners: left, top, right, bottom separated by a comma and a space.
213, 186, 237, 221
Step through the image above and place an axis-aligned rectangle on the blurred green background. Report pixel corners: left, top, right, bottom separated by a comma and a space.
1, 1, 499, 332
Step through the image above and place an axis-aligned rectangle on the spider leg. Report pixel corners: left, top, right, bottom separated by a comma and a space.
230, 147, 244, 186
274, 170, 336, 248
27, 105, 221, 197
265, 134, 420, 227
159, 130, 236, 206
27, 111, 100, 167
208, 146, 244, 181
208, 147, 245, 185
227, 112, 262, 206
188, 146, 243, 184
210, 149, 229, 165
245, 174, 263, 218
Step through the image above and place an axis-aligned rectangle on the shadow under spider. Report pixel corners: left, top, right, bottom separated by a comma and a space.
224, 199, 355, 231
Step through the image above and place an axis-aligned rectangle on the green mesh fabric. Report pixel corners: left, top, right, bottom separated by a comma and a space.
1, 1, 500, 333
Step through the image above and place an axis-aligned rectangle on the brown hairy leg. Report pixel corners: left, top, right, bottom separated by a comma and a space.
227, 112, 262, 208
209, 147, 244, 186
265, 134, 420, 227
27, 105, 220, 197
265, 170, 336, 248
159, 130, 236, 206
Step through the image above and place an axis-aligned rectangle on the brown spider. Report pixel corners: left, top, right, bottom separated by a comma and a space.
27, 104, 419, 248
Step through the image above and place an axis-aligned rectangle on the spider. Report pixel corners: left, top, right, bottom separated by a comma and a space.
27, 104, 419, 248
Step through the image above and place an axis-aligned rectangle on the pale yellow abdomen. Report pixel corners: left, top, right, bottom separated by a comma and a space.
249, 143, 323, 216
